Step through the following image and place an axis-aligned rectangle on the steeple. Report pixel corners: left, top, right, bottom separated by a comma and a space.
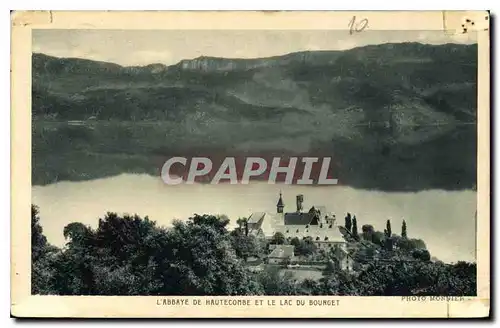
277, 191, 284, 213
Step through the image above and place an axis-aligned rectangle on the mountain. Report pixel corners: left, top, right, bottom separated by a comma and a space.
31, 42, 478, 190
32, 43, 477, 122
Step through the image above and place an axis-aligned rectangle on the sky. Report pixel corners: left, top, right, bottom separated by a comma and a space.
32, 29, 477, 67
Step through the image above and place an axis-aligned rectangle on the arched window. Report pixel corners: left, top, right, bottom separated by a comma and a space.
316, 236, 320, 241
296, 229, 299, 233
325, 236, 329, 241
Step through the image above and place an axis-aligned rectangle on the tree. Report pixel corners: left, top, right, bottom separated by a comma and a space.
372, 231, 384, 246
410, 238, 426, 250
153, 214, 262, 295
319, 270, 360, 295
270, 232, 286, 245
33, 205, 478, 297
92, 212, 159, 265
67, 213, 155, 295
63, 222, 93, 246
383, 220, 393, 251
384, 236, 393, 252
294, 238, 317, 257
325, 259, 336, 273
345, 213, 352, 232
297, 279, 322, 295
397, 237, 427, 252
290, 237, 301, 248
236, 217, 249, 236
31, 204, 60, 295
256, 266, 297, 295
361, 224, 375, 242
31, 204, 48, 262
401, 220, 407, 239
190, 214, 230, 233
230, 232, 260, 261
353, 260, 477, 296
352, 216, 359, 241
37, 211, 264, 296
412, 249, 431, 261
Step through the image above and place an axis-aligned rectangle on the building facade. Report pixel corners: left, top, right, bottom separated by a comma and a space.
248, 192, 352, 271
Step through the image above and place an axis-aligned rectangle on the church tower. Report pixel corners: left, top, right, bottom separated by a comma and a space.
276, 191, 284, 213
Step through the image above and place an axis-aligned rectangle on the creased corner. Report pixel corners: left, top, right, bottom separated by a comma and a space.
448, 298, 491, 318
442, 10, 489, 35
480, 299, 491, 318
11, 10, 52, 27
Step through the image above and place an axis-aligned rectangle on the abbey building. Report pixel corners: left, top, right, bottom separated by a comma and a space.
247, 192, 352, 271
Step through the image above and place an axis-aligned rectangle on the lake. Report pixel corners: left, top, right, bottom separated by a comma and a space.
32, 173, 477, 263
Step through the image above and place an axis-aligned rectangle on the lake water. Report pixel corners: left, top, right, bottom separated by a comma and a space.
32, 173, 477, 263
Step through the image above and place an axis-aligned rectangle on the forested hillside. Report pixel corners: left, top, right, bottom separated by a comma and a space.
32, 43, 478, 190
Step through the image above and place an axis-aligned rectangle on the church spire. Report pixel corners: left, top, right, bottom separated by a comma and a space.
277, 191, 284, 213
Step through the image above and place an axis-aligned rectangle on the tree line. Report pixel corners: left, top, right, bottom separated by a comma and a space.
32, 205, 476, 296
343, 213, 430, 261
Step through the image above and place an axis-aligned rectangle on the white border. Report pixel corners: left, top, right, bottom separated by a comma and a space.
4, 1, 498, 327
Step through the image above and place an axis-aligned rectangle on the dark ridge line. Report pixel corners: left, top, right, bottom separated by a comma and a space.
31, 41, 478, 70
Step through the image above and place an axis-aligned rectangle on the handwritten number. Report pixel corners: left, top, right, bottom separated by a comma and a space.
349, 16, 368, 35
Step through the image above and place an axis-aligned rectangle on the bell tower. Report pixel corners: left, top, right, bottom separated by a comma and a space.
276, 191, 284, 213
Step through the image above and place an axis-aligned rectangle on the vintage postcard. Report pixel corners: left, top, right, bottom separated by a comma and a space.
11, 11, 490, 318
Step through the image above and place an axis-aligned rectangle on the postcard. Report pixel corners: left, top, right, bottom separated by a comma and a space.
11, 10, 490, 318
